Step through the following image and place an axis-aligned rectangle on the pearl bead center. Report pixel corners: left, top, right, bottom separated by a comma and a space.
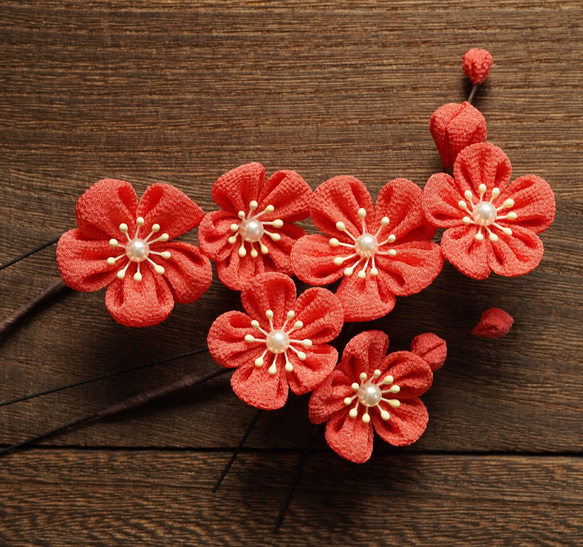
266, 330, 290, 354
355, 234, 379, 258
125, 239, 150, 262
238, 219, 265, 243
357, 384, 382, 407
472, 201, 497, 227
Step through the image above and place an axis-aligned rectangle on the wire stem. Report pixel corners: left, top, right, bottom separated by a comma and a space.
467, 83, 478, 104
0, 236, 60, 272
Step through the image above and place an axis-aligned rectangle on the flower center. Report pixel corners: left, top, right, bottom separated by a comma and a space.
125, 238, 150, 262
266, 330, 290, 354
357, 383, 382, 407
238, 218, 265, 243
354, 234, 379, 258
472, 201, 497, 227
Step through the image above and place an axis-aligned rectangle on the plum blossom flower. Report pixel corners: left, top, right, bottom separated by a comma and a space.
309, 330, 435, 464
198, 163, 311, 291
57, 179, 212, 327
207, 272, 344, 410
291, 176, 443, 322
422, 143, 556, 280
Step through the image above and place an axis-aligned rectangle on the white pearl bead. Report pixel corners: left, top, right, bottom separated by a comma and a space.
354, 234, 379, 258
238, 219, 265, 243
266, 330, 290, 354
472, 201, 497, 227
125, 239, 149, 262
357, 383, 382, 407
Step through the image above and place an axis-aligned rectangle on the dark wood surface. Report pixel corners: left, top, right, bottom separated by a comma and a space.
0, 1, 581, 545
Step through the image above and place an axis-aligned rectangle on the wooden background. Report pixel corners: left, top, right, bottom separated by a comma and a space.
1, 1, 581, 545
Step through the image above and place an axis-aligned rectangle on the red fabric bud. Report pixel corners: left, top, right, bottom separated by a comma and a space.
410, 333, 447, 371
462, 48, 493, 85
429, 102, 487, 170
471, 308, 514, 338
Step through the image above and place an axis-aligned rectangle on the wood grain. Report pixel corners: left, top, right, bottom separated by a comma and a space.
0, 1, 582, 544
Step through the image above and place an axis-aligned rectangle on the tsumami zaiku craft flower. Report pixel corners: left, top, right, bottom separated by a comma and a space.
422, 142, 556, 280
57, 179, 212, 327
207, 272, 344, 410
291, 177, 444, 322
198, 163, 311, 291
309, 330, 437, 464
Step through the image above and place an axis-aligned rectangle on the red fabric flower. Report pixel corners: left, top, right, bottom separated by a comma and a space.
309, 330, 433, 464
57, 179, 212, 327
207, 272, 344, 410
462, 48, 493, 85
423, 143, 556, 280
471, 307, 514, 338
291, 177, 444, 322
198, 163, 311, 291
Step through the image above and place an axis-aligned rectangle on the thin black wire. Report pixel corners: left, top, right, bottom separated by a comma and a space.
0, 236, 60, 272
212, 408, 263, 493
0, 348, 209, 408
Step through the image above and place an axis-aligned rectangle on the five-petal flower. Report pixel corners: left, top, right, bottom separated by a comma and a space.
198, 163, 311, 291
422, 143, 556, 280
57, 179, 212, 327
291, 176, 444, 322
309, 330, 434, 464
207, 272, 344, 410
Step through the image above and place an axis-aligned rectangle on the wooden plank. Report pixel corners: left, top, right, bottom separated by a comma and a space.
0, 450, 581, 546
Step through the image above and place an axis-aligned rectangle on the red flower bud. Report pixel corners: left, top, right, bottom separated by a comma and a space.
410, 332, 447, 371
471, 308, 514, 338
429, 102, 487, 169
462, 48, 493, 85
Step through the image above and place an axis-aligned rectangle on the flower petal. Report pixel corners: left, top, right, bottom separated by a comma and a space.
257, 170, 311, 222
487, 225, 544, 277
310, 176, 375, 240
136, 183, 204, 240
287, 344, 338, 395
325, 410, 374, 463
231, 361, 289, 410
291, 234, 345, 286
157, 241, 212, 304
498, 175, 556, 235
422, 172, 467, 228
262, 222, 306, 274
376, 240, 444, 297
381, 351, 433, 399
104, 267, 174, 327
338, 330, 390, 379
207, 311, 259, 369
372, 398, 429, 447
410, 333, 448, 371
57, 229, 118, 292
197, 210, 238, 262
240, 272, 297, 330
211, 163, 265, 214
336, 274, 396, 322
293, 287, 344, 344
75, 179, 138, 240
215, 248, 273, 292
441, 225, 491, 280
309, 367, 355, 424
453, 142, 512, 197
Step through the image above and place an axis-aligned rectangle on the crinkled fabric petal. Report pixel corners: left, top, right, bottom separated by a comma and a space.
498, 175, 556, 234
325, 411, 374, 463
231, 360, 289, 410
453, 143, 512, 197
309, 368, 355, 424
375, 178, 436, 243
57, 229, 118, 292
372, 398, 428, 447
422, 173, 467, 228
381, 351, 433, 399
288, 344, 338, 395
291, 234, 345, 286
257, 170, 311, 223
157, 241, 212, 304
441, 225, 491, 280
338, 330, 390, 379
293, 287, 344, 344
241, 272, 297, 330
376, 241, 444, 297
261, 222, 306, 275
105, 267, 174, 327
136, 183, 204, 240
211, 163, 265, 214
215, 248, 274, 292
310, 176, 375, 240
487, 225, 544, 277
197, 210, 238, 262
76, 179, 138, 240
410, 333, 447, 371
207, 311, 258, 369
336, 273, 396, 322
